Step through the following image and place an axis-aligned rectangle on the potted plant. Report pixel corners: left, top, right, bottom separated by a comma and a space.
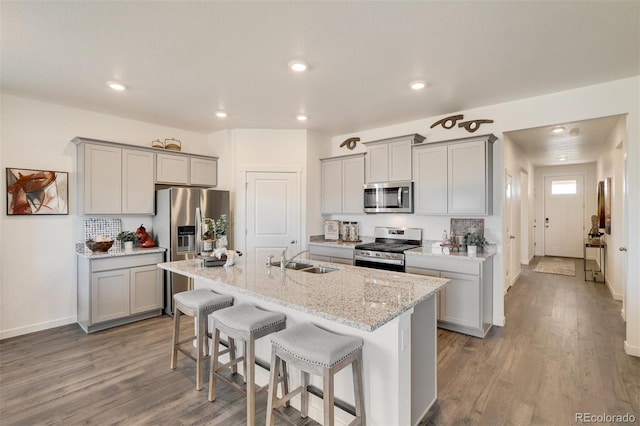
215, 214, 229, 248
201, 218, 215, 252
466, 233, 486, 256
117, 231, 137, 250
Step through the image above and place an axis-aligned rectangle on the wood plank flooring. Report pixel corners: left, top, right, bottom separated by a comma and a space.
1, 256, 638, 425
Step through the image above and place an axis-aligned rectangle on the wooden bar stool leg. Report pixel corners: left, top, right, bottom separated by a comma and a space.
280, 359, 290, 407
171, 309, 181, 369
246, 337, 256, 426
353, 357, 366, 425
208, 328, 221, 402
196, 312, 206, 390
301, 371, 310, 418
229, 337, 238, 374
265, 349, 280, 426
242, 342, 247, 384
323, 367, 335, 426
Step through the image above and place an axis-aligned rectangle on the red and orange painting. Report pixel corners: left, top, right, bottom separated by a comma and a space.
6, 168, 68, 215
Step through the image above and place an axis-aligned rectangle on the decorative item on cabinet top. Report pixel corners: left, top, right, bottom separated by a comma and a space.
151, 139, 164, 149
339, 137, 360, 150
430, 114, 494, 133
164, 138, 181, 151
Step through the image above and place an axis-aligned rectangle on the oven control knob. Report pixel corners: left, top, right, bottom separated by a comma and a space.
375, 253, 380, 257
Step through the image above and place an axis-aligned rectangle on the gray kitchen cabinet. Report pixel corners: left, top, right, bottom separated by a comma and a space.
156, 153, 218, 187
364, 134, 425, 183
77, 143, 155, 215
405, 254, 493, 338
412, 134, 496, 216
413, 144, 448, 214
320, 154, 365, 214
309, 244, 354, 265
78, 252, 164, 333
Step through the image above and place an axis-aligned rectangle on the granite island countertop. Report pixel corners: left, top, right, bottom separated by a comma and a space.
158, 255, 448, 332
405, 243, 496, 263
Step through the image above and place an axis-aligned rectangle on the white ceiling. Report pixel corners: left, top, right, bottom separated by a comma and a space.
1, 1, 638, 138
505, 115, 623, 167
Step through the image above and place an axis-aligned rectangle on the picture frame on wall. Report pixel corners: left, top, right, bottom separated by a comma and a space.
604, 176, 612, 234
6, 168, 69, 215
597, 180, 605, 228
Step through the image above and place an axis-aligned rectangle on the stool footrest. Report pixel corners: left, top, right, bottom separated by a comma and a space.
306, 384, 357, 417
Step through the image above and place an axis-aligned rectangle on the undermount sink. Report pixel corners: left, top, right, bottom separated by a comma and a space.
299, 266, 338, 274
269, 261, 337, 274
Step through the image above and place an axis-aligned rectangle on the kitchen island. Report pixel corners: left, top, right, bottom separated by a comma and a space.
158, 257, 448, 426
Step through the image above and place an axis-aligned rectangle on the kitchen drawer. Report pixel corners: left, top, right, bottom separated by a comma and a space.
308, 244, 354, 260
404, 255, 480, 275
91, 253, 164, 272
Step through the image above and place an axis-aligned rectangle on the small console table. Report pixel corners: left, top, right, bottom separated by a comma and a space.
584, 239, 606, 282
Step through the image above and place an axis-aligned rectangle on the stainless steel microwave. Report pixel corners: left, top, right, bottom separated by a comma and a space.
363, 181, 413, 213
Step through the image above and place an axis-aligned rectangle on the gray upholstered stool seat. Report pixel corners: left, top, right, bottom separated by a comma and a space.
266, 323, 366, 426
209, 303, 288, 426
171, 289, 234, 391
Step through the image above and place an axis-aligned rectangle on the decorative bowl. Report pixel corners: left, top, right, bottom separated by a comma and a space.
86, 239, 114, 252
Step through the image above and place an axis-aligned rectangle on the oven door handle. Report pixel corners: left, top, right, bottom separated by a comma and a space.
354, 255, 404, 266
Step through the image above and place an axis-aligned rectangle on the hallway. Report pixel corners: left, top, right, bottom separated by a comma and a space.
423, 256, 639, 425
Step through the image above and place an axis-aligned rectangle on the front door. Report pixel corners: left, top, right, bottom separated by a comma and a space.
245, 172, 300, 263
544, 175, 584, 257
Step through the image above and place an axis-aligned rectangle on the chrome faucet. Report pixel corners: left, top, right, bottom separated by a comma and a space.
281, 249, 309, 270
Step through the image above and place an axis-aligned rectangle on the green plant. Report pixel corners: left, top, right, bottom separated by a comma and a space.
116, 231, 137, 242
215, 214, 229, 236
202, 218, 215, 240
467, 233, 486, 247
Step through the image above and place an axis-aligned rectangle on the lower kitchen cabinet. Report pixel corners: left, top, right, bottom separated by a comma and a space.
309, 244, 354, 265
406, 254, 493, 338
78, 252, 164, 333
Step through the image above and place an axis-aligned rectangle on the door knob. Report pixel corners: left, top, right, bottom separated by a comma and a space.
510, 236, 516, 239
619, 247, 627, 252
290, 240, 297, 244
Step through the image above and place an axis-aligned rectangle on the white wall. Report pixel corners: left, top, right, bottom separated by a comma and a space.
306, 131, 332, 240
329, 77, 640, 352
596, 117, 627, 301
533, 162, 597, 257
0, 93, 209, 339
226, 129, 308, 253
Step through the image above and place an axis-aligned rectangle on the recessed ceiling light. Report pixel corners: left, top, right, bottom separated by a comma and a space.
215, 111, 228, 118
558, 157, 567, 161
289, 61, 308, 72
551, 126, 565, 133
106, 81, 127, 91
296, 114, 308, 121
410, 81, 426, 90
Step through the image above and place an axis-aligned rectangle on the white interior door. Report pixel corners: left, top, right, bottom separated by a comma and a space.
245, 172, 300, 263
544, 175, 584, 257
504, 171, 513, 293
520, 170, 530, 264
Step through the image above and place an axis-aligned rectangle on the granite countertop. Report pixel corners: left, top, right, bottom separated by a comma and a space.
405, 243, 496, 263
158, 256, 448, 332
308, 235, 374, 248
75, 243, 167, 259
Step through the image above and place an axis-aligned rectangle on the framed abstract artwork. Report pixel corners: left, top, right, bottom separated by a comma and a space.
604, 176, 612, 234
6, 168, 69, 215
597, 180, 605, 228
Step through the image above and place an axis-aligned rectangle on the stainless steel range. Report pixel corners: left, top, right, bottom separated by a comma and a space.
354, 227, 422, 272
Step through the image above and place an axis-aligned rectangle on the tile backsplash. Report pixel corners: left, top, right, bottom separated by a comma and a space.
450, 218, 484, 236
84, 218, 121, 241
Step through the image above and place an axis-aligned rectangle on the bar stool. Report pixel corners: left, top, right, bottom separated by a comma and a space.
171, 289, 234, 390
266, 323, 365, 426
209, 303, 288, 426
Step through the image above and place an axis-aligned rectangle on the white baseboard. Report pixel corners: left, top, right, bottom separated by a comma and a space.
528, 254, 535, 265
624, 340, 640, 357
512, 270, 521, 285
0, 316, 76, 340
605, 277, 623, 301
494, 316, 506, 327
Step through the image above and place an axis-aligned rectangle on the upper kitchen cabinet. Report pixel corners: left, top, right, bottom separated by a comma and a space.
413, 134, 496, 215
156, 153, 217, 187
364, 134, 425, 183
321, 153, 365, 214
76, 141, 154, 215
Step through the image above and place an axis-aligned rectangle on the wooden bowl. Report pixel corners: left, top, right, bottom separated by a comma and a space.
86, 239, 114, 252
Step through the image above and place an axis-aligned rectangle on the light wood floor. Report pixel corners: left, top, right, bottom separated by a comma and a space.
1, 257, 638, 425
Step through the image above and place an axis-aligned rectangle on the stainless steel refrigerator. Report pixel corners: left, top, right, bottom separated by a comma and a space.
154, 187, 230, 315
